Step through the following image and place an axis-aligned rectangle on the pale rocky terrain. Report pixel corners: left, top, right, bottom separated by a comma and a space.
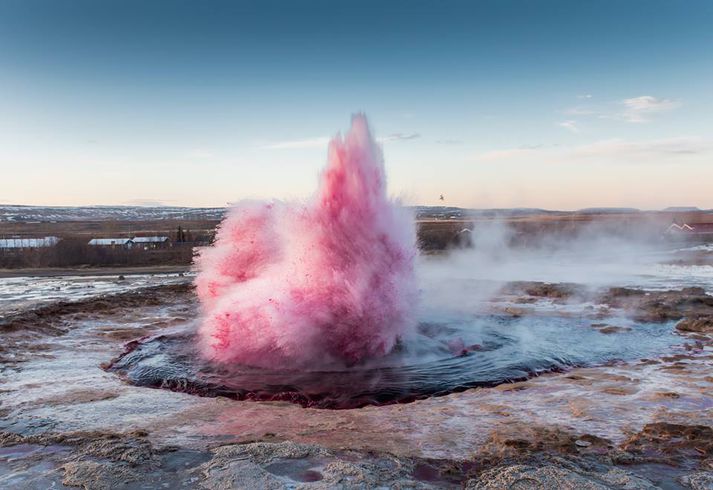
1, 273, 712, 488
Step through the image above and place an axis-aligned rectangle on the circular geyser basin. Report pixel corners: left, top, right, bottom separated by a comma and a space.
106, 315, 681, 409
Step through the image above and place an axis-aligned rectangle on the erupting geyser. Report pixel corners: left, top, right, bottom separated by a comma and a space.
195, 114, 417, 368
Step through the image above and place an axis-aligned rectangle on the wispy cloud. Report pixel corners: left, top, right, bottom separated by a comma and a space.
558, 120, 579, 133
620, 96, 680, 123
259, 137, 330, 150
477, 136, 709, 163
577, 94, 593, 99
564, 106, 597, 116
562, 95, 680, 123
572, 137, 707, 158
378, 132, 421, 142
436, 139, 463, 145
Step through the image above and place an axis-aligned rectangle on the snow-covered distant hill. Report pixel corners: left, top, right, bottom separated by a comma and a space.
411, 206, 566, 220
0, 204, 707, 223
0, 205, 226, 222
0, 205, 563, 222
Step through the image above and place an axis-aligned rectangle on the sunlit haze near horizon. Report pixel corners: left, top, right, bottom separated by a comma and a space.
1, 0, 712, 210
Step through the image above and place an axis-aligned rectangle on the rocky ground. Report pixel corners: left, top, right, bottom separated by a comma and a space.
1, 281, 712, 489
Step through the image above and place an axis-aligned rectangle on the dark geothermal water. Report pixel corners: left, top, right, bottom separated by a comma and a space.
107, 315, 680, 409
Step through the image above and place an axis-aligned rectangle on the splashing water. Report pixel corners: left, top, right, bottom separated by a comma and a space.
195, 115, 417, 368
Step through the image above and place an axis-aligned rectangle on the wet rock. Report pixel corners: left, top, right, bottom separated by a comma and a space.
598, 288, 648, 310
0, 430, 220, 488
599, 287, 713, 323
2, 430, 155, 466
197, 441, 450, 489
468, 463, 657, 489
211, 440, 328, 466
319, 460, 400, 488
502, 306, 528, 317
0, 431, 24, 446
199, 454, 286, 490
679, 471, 713, 490
601, 385, 638, 396
62, 460, 140, 490
597, 467, 657, 488
32, 388, 120, 407
501, 281, 585, 301
591, 324, 633, 334
483, 425, 612, 460
623, 423, 713, 460
71, 432, 154, 465
523, 283, 580, 299
198, 441, 334, 488
647, 391, 681, 401
638, 358, 660, 365
677, 317, 713, 334
0, 283, 194, 335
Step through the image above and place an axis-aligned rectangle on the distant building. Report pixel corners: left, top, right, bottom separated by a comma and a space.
87, 236, 170, 250
132, 236, 170, 249
666, 223, 694, 233
455, 228, 473, 248
0, 236, 60, 250
666, 222, 713, 236
88, 238, 134, 249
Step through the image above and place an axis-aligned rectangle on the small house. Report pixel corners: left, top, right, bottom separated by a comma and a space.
88, 238, 135, 249
132, 236, 170, 250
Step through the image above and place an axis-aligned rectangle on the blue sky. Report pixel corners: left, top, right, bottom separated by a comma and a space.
1, 0, 712, 209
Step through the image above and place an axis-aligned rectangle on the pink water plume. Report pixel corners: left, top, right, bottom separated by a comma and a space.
195, 114, 417, 368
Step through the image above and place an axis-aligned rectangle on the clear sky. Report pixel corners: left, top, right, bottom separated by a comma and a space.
1, 0, 712, 209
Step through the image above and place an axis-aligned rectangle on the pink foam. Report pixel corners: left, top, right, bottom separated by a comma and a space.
195, 114, 417, 368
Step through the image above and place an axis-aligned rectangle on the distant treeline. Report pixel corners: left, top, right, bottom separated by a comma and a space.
416, 217, 673, 251
0, 217, 690, 269
0, 238, 196, 269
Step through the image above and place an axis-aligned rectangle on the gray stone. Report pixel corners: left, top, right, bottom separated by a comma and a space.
468, 463, 657, 490
679, 472, 713, 490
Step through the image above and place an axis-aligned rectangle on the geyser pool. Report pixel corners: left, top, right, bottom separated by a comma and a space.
107, 315, 681, 409
106, 115, 687, 409
195, 114, 416, 368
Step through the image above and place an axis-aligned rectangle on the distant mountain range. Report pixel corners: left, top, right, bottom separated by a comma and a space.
0, 205, 709, 223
